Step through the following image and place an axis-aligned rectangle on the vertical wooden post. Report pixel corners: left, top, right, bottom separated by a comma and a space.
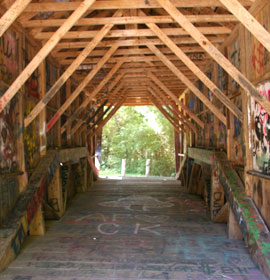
56, 68, 61, 147
228, 208, 242, 239
75, 96, 80, 146
17, 33, 27, 191
66, 79, 72, 146
29, 204, 45, 236
210, 169, 225, 221
145, 159, 150, 177
39, 61, 47, 156
121, 159, 126, 177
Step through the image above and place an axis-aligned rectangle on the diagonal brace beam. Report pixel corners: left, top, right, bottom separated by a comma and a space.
0, 0, 31, 37
0, 0, 96, 113
219, 0, 270, 53
25, 9, 123, 128
157, 0, 270, 115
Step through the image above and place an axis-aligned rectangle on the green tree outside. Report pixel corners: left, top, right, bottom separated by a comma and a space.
100, 106, 175, 177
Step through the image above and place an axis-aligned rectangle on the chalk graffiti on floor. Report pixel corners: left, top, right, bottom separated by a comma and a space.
135, 215, 169, 223
64, 213, 163, 236
99, 195, 174, 211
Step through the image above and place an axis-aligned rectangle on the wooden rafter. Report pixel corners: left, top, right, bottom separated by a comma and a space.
148, 87, 186, 132
34, 27, 232, 40
67, 61, 123, 135
24, 10, 123, 127
148, 71, 204, 128
148, 44, 228, 125
24, 0, 253, 13
148, 92, 183, 133
22, 14, 238, 28
157, 0, 270, 115
149, 82, 196, 132
90, 97, 127, 137
139, 10, 242, 122
0, 0, 31, 37
219, 0, 270, 52
60, 46, 120, 134
0, 0, 97, 113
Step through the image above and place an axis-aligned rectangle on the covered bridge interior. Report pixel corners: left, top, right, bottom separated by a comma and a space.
0, 0, 270, 279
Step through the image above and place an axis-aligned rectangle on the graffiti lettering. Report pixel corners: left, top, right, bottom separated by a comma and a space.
251, 81, 270, 173
252, 41, 265, 76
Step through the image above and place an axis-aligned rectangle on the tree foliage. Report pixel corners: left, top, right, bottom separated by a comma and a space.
101, 106, 175, 177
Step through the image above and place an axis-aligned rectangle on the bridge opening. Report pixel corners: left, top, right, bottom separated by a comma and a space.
99, 106, 176, 178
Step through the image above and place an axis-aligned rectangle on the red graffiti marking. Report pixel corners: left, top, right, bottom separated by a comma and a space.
46, 113, 59, 132
26, 176, 47, 223
252, 42, 264, 76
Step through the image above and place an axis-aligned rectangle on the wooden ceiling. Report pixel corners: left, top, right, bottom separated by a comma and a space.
2, 0, 270, 134
6, 0, 255, 107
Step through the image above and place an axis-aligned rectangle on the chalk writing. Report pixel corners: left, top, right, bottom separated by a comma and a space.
99, 195, 174, 211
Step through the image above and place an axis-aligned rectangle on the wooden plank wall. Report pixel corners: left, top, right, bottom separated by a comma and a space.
185, 2, 270, 229
0, 20, 97, 227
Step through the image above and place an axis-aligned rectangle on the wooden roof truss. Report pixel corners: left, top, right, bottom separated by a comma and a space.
0, 0, 270, 133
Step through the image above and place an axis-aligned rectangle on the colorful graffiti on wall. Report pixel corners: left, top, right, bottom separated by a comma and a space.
0, 86, 18, 172
0, 31, 19, 173
217, 65, 227, 92
206, 72, 214, 103
251, 81, 270, 173
233, 96, 244, 164
0, 31, 18, 84
251, 7, 270, 80
24, 101, 40, 171
218, 106, 226, 149
229, 38, 240, 91
24, 45, 39, 99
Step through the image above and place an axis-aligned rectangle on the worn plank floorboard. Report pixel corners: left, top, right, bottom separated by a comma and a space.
0, 178, 266, 279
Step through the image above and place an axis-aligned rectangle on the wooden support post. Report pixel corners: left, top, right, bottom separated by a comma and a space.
60, 46, 120, 134
44, 167, 64, 219
157, 0, 270, 115
145, 159, 150, 177
121, 159, 126, 177
0, 0, 31, 37
29, 204, 45, 236
210, 168, 225, 221
17, 33, 27, 191
66, 79, 72, 146
228, 208, 242, 239
38, 61, 47, 156
0, 0, 97, 113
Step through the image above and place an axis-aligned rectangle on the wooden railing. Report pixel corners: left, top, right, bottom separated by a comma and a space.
184, 148, 270, 278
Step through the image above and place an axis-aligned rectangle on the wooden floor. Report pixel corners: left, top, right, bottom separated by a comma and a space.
0, 178, 266, 280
